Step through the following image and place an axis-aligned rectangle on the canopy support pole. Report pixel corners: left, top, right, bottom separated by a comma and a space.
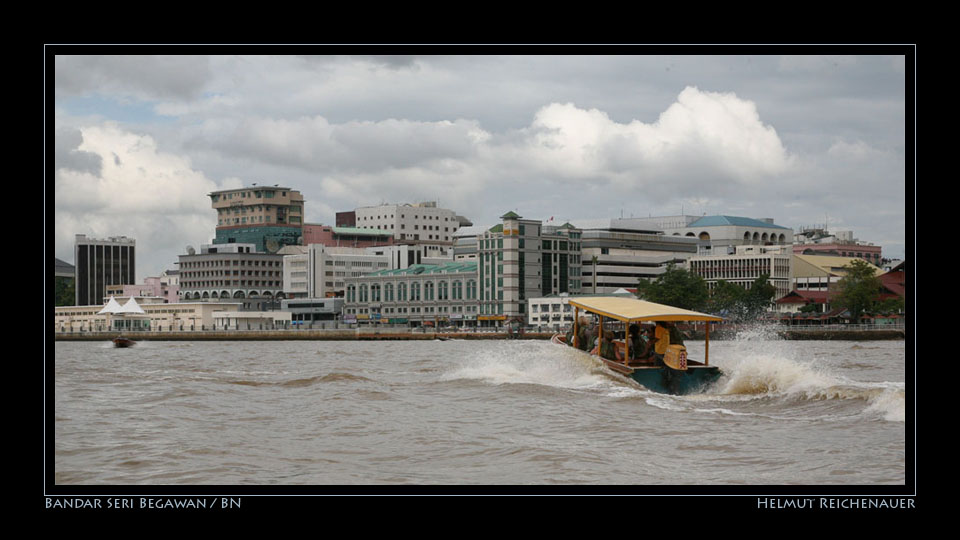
705, 322, 710, 365
574, 307, 579, 348
624, 320, 630, 364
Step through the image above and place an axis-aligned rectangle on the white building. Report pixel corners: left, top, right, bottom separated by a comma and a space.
281, 244, 391, 299
55, 297, 242, 333
686, 244, 794, 300
526, 292, 633, 331
658, 215, 794, 256
281, 243, 455, 300
573, 218, 700, 294
354, 201, 462, 256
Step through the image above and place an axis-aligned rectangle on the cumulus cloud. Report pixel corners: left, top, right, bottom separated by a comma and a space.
55, 124, 225, 276
506, 87, 793, 201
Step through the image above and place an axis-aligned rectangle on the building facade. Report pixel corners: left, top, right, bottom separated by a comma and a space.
209, 186, 305, 253
178, 243, 284, 310
791, 254, 884, 293
353, 201, 460, 256
660, 215, 793, 255
344, 262, 480, 327
106, 275, 180, 304
476, 212, 583, 324
687, 245, 794, 300
574, 218, 700, 294
74, 234, 136, 307
301, 224, 394, 249
55, 298, 242, 333
281, 244, 391, 299
793, 227, 882, 265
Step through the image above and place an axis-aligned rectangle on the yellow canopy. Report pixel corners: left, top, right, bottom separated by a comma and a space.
568, 296, 722, 323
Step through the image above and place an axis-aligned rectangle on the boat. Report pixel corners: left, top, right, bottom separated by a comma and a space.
556, 296, 723, 395
113, 337, 136, 348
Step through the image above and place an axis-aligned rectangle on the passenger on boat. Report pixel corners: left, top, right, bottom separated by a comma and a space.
653, 322, 671, 365
577, 319, 594, 352
630, 326, 655, 364
628, 324, 642, 357
599, 329, 617, 361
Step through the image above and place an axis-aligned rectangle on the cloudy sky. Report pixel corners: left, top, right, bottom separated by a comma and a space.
50, 50, 910, 280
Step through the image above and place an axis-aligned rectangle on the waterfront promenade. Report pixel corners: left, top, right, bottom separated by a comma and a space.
53, 324, 905, 342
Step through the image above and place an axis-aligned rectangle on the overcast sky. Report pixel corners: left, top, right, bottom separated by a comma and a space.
50, 50, 910, 280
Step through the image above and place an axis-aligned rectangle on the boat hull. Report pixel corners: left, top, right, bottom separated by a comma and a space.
113, 338, 136, 348
555, 334, 721, 394
617, 361, 721, 395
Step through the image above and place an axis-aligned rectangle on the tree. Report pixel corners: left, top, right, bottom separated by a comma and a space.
636, 264, 709, 311
54, 277, 75, 307
833, 259, 883, 324
741, 274, 777, 319
708, 280, 746, 315
707, 274, 777, 321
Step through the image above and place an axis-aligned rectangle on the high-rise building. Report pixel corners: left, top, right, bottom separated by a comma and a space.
74, 234, 136, 306
476, 211, 582, 324
209, 186, 305, 253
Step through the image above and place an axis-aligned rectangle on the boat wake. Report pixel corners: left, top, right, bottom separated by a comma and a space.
441, 340, 622, 394
712, 354, 905, 421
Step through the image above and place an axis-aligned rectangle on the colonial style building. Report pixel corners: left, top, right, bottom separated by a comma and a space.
343, 262, 480, 327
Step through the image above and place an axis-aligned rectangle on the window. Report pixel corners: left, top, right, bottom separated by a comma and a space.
466, 280, 477, 299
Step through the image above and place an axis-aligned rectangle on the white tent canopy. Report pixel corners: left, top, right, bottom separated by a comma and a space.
117, 297, 146, 314
97, 296, 123, 315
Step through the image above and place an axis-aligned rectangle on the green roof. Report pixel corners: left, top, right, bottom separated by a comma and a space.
488, 224, 503, 233
500, 211, 521, 219
367, 262, 478, 277
687, 215, 790, 230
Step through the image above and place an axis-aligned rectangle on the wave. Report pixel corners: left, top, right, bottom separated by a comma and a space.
225, 372, 374, 388
712, 345, 905, 422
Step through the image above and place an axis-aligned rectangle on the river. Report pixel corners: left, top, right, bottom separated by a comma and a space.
51, 331, 907, 486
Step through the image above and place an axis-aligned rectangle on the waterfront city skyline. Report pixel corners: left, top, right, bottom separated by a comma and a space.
51, 50, 910, 280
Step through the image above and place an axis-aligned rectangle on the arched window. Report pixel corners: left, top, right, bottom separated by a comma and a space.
371, 284, 380, 302
347, 284, 356, 303
359, 284, 368, 303
466, 280, 477, 299
385, 283, 394, 302
398, 282, 407, 302
438, 281, 448, 300
411, 282, 420, 301
452, 280, 462, 300
424, 281, 434, 301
